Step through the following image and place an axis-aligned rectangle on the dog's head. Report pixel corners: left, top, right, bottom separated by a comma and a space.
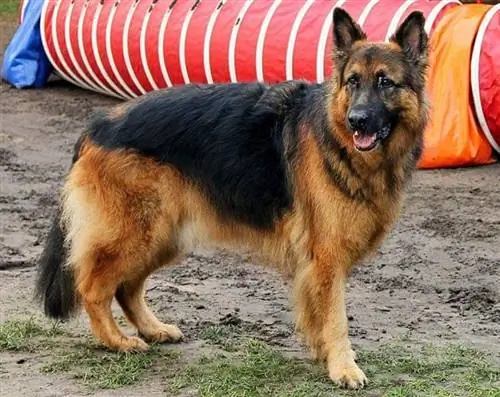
329, 8, 428, 153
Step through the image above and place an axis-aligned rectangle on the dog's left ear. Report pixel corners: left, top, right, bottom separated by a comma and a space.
391, 11, 428, 65
332, 8, 366, 63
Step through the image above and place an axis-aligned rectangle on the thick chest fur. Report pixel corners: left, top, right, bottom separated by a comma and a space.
294, 133, 405, 268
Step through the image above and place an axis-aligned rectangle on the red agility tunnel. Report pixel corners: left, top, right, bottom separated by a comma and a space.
471, 3, 500, 154
35, 0, 498, 168
40, 0, 460, 99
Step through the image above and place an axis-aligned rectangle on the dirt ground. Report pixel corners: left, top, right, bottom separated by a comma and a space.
0, 20, 499, 397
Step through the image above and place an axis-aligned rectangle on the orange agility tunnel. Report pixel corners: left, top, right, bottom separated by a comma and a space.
417, 3, 496, 168
5, 0, 499, 168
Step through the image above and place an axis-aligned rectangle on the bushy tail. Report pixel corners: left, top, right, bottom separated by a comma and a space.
35, 134, 87, 320
35, 207, 78, 320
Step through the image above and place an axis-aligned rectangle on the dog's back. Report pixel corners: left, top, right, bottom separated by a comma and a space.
89, 82, 317, 229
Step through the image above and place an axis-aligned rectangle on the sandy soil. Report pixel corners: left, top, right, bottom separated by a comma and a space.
0, 20, 499, 397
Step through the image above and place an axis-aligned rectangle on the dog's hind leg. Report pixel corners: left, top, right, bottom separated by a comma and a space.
62, 139, 189, 350
75, 252, 149, 352
115, 267, 184, 344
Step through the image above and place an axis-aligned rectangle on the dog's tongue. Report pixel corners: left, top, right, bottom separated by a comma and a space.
353, 131, 377, 150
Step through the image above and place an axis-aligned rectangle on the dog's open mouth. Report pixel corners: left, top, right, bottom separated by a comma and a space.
353, 131, 378, 151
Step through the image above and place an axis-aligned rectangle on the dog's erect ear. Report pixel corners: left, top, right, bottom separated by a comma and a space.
332, 8, 366, 55
391, 11, 428, 64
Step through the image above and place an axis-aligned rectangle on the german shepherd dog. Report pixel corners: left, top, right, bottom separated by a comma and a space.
36, 8, 428, 388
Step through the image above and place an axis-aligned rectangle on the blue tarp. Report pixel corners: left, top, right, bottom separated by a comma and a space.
1, 0, 52, 88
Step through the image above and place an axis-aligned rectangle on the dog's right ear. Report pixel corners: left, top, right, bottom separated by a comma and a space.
391, 11, 428, 66
332, 8, 366, 63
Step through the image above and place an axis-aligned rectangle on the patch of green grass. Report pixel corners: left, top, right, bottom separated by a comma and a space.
172, 339, 500, 397
0, 318, 64, 351
41, 347, 167, 390
200, 325, 240, 352
359, 343, 499, 395
2, 318, 498, 395
0, 0, 19, 18
1, 318, 182, 390
42, 341, 181, 390
172, 339, 332, 397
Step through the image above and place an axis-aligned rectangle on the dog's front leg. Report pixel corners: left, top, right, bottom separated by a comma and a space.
294, 251, 367, 389
322, 269, 367, 389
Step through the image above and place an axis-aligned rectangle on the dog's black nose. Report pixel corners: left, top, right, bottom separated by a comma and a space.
348, 108, 369, 132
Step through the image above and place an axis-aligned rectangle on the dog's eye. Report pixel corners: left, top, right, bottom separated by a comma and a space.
346, 76, 359, 88
378, 76, 395, 88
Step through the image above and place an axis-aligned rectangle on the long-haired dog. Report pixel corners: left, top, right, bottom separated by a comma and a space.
36, 8, 428, 388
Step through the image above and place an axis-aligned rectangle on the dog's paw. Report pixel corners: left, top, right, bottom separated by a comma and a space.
141, 323, 184, 344
117, 336, 149, 352
328, 360, 368, 389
